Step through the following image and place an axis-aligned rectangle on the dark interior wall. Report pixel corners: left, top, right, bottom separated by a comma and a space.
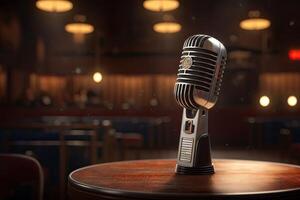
0, 0, 300, 148
2, 0, 300, 74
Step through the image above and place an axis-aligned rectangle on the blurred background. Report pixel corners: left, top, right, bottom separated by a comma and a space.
0, 0, 300, 199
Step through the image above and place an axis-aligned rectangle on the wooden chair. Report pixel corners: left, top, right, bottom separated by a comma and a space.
0, 154, 44, 200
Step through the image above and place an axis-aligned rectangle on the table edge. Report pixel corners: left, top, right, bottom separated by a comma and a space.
68, 159, 300, 199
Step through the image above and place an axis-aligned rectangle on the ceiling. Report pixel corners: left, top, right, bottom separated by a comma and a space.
0, 0, 300, 74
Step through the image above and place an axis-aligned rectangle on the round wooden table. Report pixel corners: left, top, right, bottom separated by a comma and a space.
68, 159, 300, 200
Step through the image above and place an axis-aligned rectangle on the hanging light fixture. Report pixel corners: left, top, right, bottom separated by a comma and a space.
36, 0, 73, 12
153, 14, 181, 33
65, 15, 94, 34
240, 10, 271, 30
65, 15, 94, 43
154, 22, 181, 33
143, 0, 179, 12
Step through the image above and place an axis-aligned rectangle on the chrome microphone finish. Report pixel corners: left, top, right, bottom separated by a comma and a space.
174, 34, 227, 175
174, 34, 227, 110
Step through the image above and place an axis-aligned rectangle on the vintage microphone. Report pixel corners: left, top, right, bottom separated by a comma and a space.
174, 34, 227, 175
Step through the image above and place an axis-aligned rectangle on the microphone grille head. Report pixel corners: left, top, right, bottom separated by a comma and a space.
174, 34, 227, 110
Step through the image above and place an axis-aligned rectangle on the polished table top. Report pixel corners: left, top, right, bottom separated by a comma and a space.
68, 159, 300, 200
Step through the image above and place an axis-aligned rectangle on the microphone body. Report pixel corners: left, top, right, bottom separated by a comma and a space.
174, 34, 226, 175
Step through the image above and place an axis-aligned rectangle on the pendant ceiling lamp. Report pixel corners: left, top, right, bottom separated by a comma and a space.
65, 15, 94, 43
143, 0, 179, 12
65, 15, 94, 34
240, 10, 271, 30
36, 0, 73, 12
153, 14, 181, 33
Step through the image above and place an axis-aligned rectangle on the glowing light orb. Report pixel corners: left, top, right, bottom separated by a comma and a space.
287, 96, 297, 107
93, 72, 103, 83
259, 96, 270, 107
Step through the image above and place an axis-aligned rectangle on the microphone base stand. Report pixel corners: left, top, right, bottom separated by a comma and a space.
175, 108, 214, 175
176, 165, 214, 175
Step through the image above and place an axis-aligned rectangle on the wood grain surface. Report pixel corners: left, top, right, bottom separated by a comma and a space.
68, 159, 300, 200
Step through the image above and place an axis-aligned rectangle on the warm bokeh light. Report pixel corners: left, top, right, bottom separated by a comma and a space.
287, 96, 297, 107
143, 0, 179, 12
240, 18, 271, 30
36, 0, 73, 12
259, 96, 270, 107
289, 49, 300, 61
93, 72, 103, 83
153, 22, 181, 33
65, 23, 94, 34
